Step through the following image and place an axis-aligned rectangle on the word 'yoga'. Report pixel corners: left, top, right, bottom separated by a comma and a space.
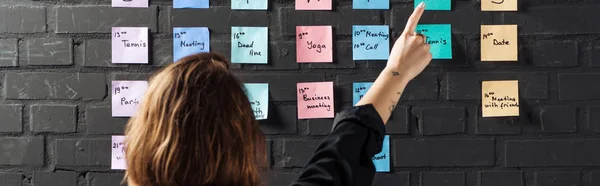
297, 82, 335, 119
112, 81, 149, 117
111, 135, 126, 170
352, 25, 390, 60
112, 0, 148, 8
296, 0, 332, 10
481, 25, 518, 61
415, 24, 452, 59
231, 27, 268, 64
482, 0, 517, 11
296, 26, 333, 63
111, 27, 149, 64
481, 80, 519, 117
173, 27, 210, 62
244, 83, 269, 120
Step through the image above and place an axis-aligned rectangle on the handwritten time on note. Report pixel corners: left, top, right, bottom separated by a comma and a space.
482, 80, 519, 117
353, 25, 390, 60
297, 82, 334, 119
415, 24, 452, 59
111, 135, 126, 170
111, 27, 149, 64
353, 82, 373, 105
482, 0, 517, 11
173, 27, 210, 62
481, 25, 518, 61
112, 81, 148, 117
296, 26, 333, 63
231, 27, 268, 64
296, 0, 332, 10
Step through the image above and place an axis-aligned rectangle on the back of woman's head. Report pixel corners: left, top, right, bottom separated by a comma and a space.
124, 52, 265, 186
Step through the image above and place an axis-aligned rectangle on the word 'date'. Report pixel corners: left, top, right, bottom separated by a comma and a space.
481, 25, 518, 61
414, 0, 450, 10
353, 82, 373, 105
112, 0, 148, 8
112, 27, 149, 64
111, 135, 126, 170
415, 24, 452, 59
112, 81, 148, 117
173, 27, 210, 62
174, 0, 209, 8
296, 0, 332, 10
231, 27, 268, 64
482, 0, 517, 11
232, 0, 268, 10
353, 25, 390, 60
297, 82, 334, 119
372, 135, 390, 172
353, 0, 389, 9
244, 83, 269, 120
482, 80, 519, 117
297, 26, 333, 63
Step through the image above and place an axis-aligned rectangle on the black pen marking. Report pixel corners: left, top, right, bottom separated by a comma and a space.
491, 0, 504, 4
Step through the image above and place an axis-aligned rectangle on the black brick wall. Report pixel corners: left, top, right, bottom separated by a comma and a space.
0, 0, 599, 186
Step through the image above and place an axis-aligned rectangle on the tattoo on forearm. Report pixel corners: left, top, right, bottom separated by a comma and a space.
389, 100, 398, 112
392, 71, 400, 76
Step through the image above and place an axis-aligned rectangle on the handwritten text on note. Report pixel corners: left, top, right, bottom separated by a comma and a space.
481, 25, 518, 61
353, 25, 390, 60
296, 0, 332, 10
231, 27, 268, 64
112, 81, 148, 117
297, 82, 335, 119
112, 27, 149, 64
244, 83, 269, 120
353, 82, 373, 105
415, 24, 452, 59
112, 0, 148, 8
482, 0, 517, 11
353, 0, 389, 9
373, 135, 390, 172
173, 27, 210, 62
482, 80, 519, 117
174, 0, 209, 8
296, 26, 333, 63
111, 135, 126, 170
232, 0, 268, 10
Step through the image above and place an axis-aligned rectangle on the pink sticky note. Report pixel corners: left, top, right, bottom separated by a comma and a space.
112, 0, 148, 8
112, 81, 148, 117
296, 0, 332, 10
297, 82, 335, 119
296, 26, 333, 63
111, 135, 126, 170
112, 27, 149, 64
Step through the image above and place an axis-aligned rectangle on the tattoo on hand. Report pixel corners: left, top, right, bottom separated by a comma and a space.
389, 100, 398, 112
392, 71, 400, 76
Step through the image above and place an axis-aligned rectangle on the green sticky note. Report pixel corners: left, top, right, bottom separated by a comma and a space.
231, 27, 268, 64
414, 0, 450, 10
416, 24, 452, 59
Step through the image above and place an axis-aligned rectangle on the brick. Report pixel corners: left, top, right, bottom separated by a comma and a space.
533, 106, 577, 133
4, 72, 106, 100
33, 172, 76, 186
445, 72, 548, 100
534, 172, 580, 186
533, 40, 578, 67
0, 104, 23, 133
307, 119, 334, 136
56, 139, 110, 166
505, 140, 600, 167
337, 73, 438, 102
477, 110, 522, 135
421, 172, 465, 186
277, 7, 381, 36
264, 173, 297, 186
83, 40, 123, 67
502, 6, 600, 34
266, 140, 272, 167
0, 137, 44, 165
30, 105, 76, 133
0, 39, 18, 66
414, 107, 465, 135
0, 6, 46, 33
372, 172, 410, 186
260, 106, 297, 134
590, 106, 600, 133
591, 172, 600, 186
238, 74, 325, 101
309, 41, 355, 69
591, 40, 600, 67
479, 171, 523, 186
152, 39, 173, 66
27, 38, 73, 66
86, 107, 127, 135
86, 172, 125, 186
171, 7, 267, 34
394, 139, 495, 167
55, 6, 158, 33
254, 42, 299, 70
0, 172, 22, 186
559, 73, 600, 100
282, 140, 319, 167
392, 5, 491, 35
387, 106, 410, 134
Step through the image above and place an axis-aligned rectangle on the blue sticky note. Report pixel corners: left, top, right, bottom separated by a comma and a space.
352, 25, 390, 60
174, 0, 209, 8
173, 27, 210, 62
244, 83, 269, 120
415, 24, 452, 59
231, 27, 268, 64
414, 0, 450, 10
353, 0, 389, 9
353, 82, 373, 105
372, 135, 390, 172
232, 0, 268, 10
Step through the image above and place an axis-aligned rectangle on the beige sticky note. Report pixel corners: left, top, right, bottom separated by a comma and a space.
482, 80, 519, 117
482, 0, 517, 11
481, 25, 518, 61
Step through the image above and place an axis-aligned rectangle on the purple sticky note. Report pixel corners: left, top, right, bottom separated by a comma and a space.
112, 81, 148, 117
111, 135, 126, 170
112, 0, 149, 8
112, 27, 149, 64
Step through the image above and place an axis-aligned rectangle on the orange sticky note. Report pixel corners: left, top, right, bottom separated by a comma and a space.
482, 80, 519, 117
296, 0, 332, 10
296, 26, 333, 63
481, 25, 518, 61
482, 0, 517, 11
297, 82, 334, 119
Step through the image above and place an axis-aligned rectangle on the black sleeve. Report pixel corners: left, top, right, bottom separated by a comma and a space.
290, 104, 386, 186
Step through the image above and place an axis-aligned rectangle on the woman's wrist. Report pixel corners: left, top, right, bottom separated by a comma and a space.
382, 66, 411, 87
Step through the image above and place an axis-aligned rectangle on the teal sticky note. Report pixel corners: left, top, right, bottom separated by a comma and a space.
352, 25, 390, 60
232, 0, 268, 10
244, 83, 269, 120
353, 0, 389, 9
231, 27, 268, 64
353, 82, 373, 105
372, 135, 390, 172
174, 0, 209, 8
415, 24, 452, 59
414, 0, 450, 10
173, 27, 210, 62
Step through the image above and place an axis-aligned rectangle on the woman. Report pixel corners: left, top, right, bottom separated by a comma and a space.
124, 3, 430, 186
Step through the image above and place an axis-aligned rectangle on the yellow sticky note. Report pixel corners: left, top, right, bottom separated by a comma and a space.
482, 80, 519, 117
481, 25, 518, 61
482, 0, 517, 11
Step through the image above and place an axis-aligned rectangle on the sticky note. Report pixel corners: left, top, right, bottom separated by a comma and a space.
414, 0, 450, 10
173, 27, 210, 62
416, 24, 452, 59
372, 135, 390, 172
353, 25, 390, 60
297, 82, 334, 119
481, 25, 518, 61
231, 27, 268, 64
174, 0, 209, 8
296, 0, 331, 10
353, 82, 373, 105
482, 0, 517, 11
111, 135, 126, 170
482, 80, 519, 117
296, 26, 333, 63
244, 83, 269, 120
232, 0, 268, 10
112, 81, 148, 117
112, 27, 149, 64
353, 0, 389, 9
112, 0, 148, 8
